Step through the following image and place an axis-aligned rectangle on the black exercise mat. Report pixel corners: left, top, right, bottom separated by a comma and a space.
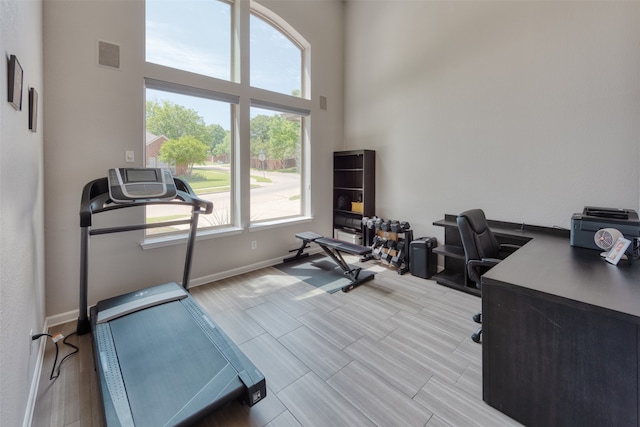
275, 254, 357, 294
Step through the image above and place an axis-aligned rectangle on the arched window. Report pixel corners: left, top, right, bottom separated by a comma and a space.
144, 0, 311, 237
250, 11, 302, 97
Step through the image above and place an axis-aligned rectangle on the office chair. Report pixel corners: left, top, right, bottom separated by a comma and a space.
457, 209, 518, 343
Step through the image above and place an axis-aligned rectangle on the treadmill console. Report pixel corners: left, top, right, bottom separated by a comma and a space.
108, 168, 177, 203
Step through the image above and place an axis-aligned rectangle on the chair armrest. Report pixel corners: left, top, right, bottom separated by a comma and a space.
499, 243, 521, 258
501, 243, 522, 250
468, 258, 501, 270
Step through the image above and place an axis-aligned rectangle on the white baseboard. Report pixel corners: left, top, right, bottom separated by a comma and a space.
39, 254, 295, 327
46, 309, 80, 328
23, 318, 49, 427
188, 254, 296, 288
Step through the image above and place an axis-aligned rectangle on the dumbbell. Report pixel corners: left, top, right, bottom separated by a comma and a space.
390, 221, 411, 232
364, 216, 378, 229
391, 242, 405, 267
372, 237, 387, 258
381, 240, 397, 263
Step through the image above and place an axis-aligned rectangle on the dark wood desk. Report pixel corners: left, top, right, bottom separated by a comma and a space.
432, 215, 567, 295
482, 232, 640, 426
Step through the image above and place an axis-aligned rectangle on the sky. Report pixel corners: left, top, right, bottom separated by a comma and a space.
145, 0, 302, 129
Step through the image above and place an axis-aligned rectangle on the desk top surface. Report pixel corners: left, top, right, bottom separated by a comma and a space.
486, 229, 640, 321
435, 216, 640, 320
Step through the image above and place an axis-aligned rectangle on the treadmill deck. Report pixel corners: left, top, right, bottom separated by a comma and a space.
91, 282, 266, 426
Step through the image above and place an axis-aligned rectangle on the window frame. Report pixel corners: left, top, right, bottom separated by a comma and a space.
142, 0, 313, 248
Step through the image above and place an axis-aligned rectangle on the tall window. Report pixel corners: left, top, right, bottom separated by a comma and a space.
249, 106, 302, 221
145, 83, 234, 233
144, 0, 310, 236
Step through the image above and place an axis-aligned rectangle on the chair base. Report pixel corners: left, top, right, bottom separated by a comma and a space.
471, 327, 482, 343
473, 312, 482, 324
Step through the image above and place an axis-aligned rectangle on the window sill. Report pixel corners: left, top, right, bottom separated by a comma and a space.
141, 216, 313, 250
249, 216, 313, 231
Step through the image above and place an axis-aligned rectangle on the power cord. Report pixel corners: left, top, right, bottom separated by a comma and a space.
32, 332, 79, 381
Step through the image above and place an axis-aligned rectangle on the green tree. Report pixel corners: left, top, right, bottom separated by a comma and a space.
159, 135, 208, 177
269, 115, 300, 170
212, 132, 231, 162
208, 124, 227, 157
250, 114, 272, 157
146, 99, 213, 146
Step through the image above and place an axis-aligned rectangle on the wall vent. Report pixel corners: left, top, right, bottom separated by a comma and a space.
98, 41, 120, 69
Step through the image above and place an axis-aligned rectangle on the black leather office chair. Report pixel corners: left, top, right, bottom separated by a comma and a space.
457, 209, 518, 343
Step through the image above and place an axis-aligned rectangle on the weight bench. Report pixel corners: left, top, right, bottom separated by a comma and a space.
283, 231, 321, 262
288, 232, 375, 292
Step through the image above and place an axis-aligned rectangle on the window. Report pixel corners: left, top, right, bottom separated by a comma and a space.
145, 82, 235, 234
249, 106, 302, 222
144, 0, 311, 237
146, 0, 232, 81
250, 13, 302, 97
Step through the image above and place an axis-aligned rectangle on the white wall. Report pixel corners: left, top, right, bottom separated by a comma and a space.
344, 1, 640, 240
43, 0, 345, 317
0, 1, 45, 425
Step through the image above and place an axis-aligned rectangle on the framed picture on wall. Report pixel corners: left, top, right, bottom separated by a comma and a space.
29, 88, 38, 132
8, 55, 23, 111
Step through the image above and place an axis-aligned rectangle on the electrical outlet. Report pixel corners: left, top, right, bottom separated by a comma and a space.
251, 240, 257, 250
125, 150, 135, 162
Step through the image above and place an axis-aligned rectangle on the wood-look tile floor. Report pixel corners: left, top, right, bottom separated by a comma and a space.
32, 257, 522, 427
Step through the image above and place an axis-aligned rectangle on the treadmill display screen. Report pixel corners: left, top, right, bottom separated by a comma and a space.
125, 169, 158, 183
108, 168, 177, 202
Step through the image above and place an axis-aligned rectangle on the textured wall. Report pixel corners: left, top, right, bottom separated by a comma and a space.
0, 1, 45, 426
344, 1, 640, 239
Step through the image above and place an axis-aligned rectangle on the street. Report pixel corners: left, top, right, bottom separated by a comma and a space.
146, 165, 302, 229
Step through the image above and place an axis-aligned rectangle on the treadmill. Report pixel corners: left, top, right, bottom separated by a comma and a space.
76, 168, 266, 427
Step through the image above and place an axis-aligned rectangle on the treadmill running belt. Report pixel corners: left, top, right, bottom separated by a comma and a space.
109, 301, 245, 426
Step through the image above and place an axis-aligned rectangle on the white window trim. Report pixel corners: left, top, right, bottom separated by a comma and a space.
143, 0, 313, 247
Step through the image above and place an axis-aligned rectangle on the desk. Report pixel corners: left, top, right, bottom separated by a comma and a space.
482, 232, 640, 426
432, 215, 567, 295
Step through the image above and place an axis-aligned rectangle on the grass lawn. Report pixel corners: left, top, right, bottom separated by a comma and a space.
182, 166, 271, 194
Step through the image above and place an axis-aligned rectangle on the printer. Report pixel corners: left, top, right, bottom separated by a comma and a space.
571, 206, 640, 250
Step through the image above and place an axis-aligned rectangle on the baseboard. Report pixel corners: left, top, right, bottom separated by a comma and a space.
188, 254, 285, 288
46, 309, 80, 328
23, 318, 49, 427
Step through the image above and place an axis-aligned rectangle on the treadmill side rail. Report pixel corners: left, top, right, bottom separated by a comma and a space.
182, 297, 267, 407
93, 320, 135, 427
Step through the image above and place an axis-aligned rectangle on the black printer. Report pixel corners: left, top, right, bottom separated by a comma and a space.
571, 206, 640, 250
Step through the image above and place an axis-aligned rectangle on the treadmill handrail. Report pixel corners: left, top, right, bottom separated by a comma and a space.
77, 175, 213, 335
80, 176, 213, 228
